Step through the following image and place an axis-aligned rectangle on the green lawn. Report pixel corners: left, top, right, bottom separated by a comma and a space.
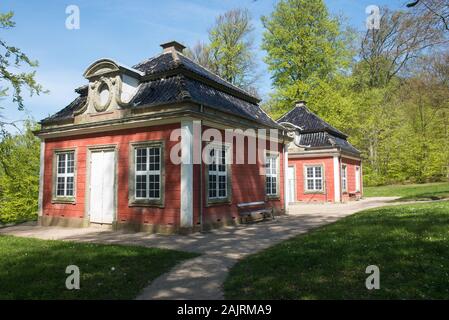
364, 182, 449, 201
0, 236, 197, 299
224, 201, 449, 299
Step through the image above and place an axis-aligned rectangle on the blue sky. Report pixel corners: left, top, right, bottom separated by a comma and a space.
0, 0, 405, 126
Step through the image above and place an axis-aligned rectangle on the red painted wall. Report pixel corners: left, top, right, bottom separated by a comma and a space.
193, 128, 285, 226
341, 157, 362, 202
44, 123, 285, 229
288, 157, 335, 203
43, 123, 181, 226
288, 155, 362, 203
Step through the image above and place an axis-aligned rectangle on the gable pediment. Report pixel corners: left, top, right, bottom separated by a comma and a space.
83, 59, 121, 79
73, 59, 143, 123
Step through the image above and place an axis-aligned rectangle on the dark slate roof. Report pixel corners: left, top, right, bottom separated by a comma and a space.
42, 75, 279, 128
277, 105, 360, 155
42, 94, 87, 123
278, 106, 347, 138
133, 52, 253, 99
297, 132, 360, 155
41, 51, 279, 128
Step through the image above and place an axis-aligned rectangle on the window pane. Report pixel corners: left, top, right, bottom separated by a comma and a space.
307, 167, 313, 178
271, 177, 277, 194
136, 148, 147, 172
209, 174, 217, 198
209, 149, 216, 172
307, 179, 314, 190
58, 154, 66, 174
66, 177, 74, 196
218, 175, 226, 197
218, 148, 226, 171
57, 177, 65, 196
148, 174, 160, 199
315, 179, 322, 190
315, 167, 322, 178
136, 174, 147, 198
266, 176, 271, 194
67, 153, 75, 174
271, 158, 277, 173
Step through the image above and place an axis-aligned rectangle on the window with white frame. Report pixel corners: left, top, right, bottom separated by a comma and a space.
305, 165, 323, 192
265, 153, 279, 196
135, 146, 161, 199
55, 151, 75, 197
341, 164, 348, 193
208, 146, 228, 199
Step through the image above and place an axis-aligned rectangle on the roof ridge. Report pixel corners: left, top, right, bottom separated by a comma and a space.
176, 51, 256, 98
132, 51, 166, 69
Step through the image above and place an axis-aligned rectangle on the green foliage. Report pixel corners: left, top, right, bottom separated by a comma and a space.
225, 201, 449, 299
261, 0, 351, 100
186, 8, 258, 92
0, 11, 45, 113
0, 121, 40, 224
262, 1, 448, 186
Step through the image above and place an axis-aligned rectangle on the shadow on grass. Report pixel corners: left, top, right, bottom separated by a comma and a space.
0, 236, 198, 299
394, 191, 449, 202
224, 201, 449, 299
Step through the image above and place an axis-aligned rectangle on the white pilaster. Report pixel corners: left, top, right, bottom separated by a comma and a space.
283, 146, 289, 213
333, 155, 341, 203
180, 120, 193, 228
38, 140, 45, 216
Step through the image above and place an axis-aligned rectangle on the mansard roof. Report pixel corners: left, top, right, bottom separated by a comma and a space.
277, 103, 360, 156
41, 42, 280, 129
278, 105, 347, 138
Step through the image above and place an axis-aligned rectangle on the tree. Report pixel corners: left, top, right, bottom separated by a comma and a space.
0, 11, 45, 132
360, 6, 447, 88
0, 121, 40, 224
184, 41, 215, 73
261, 0, 353, 115
186, 8, 259, 92
407, 0, 449, 31
261, 0, 350, 88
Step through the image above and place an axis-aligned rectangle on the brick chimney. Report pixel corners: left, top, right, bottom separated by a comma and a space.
295, 100, 306, 107
160, 41, 186, 54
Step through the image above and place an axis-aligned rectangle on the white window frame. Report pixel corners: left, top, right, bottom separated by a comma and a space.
341, 164, 348, 193
207, 145, 229, 200
265, 153, 279, 197
355, 166, 361, 192
134, 146, 162, 200
55, 151, 75, 198
304, 165, 324, 192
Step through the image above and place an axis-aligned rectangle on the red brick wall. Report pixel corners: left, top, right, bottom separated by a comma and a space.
288, 157, 335, 203
43, 123, 286, 229
341, 157, 362, 202
194, 128, 285, 226
43, 123, 181, 226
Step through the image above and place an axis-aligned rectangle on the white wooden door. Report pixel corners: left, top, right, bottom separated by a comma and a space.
89, 150, 115, 224
287, 166, 295, 203
355, 166, 361, 192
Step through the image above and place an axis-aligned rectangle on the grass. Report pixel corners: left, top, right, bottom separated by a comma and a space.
0, 236, 198, 299
224, 201, 449, 299
364, 182, 449, 201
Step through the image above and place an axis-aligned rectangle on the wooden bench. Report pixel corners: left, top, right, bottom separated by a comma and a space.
348, 192, 361, 201
237, 201, 274, 224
